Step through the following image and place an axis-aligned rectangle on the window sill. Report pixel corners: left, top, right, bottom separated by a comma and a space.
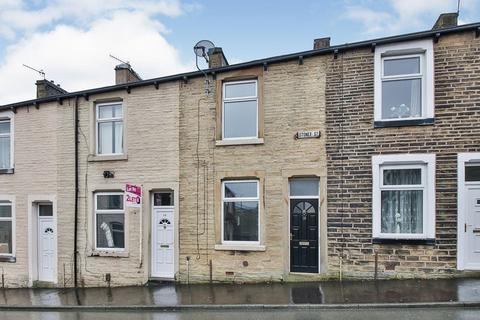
374, 118, 434, 128
215, 138, 264, 147
90, 250, 129, 258
214, 244, 266, 252
0, 256, 16, 263
88, 154, 128, 162
372, 238, 435, 245
0, 168, 14, 174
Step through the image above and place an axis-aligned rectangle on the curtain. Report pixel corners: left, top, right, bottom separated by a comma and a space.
381, 169, 423, 234
0, 136, 10, 169
410, 78, 422, 118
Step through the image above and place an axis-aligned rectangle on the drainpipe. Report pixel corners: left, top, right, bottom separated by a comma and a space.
73, 96, 79, 287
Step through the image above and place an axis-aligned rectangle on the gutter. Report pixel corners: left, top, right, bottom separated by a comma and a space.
1, 22, 479, 110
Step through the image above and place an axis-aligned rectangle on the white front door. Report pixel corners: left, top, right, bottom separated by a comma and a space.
465, 188, 480, 269
151, 205, 175, 278
37, 204, 56, 282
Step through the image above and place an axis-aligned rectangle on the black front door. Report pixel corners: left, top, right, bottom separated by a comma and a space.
290, 198, 319, 273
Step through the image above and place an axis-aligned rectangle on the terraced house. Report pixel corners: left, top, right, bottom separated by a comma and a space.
0, 13, 479, 287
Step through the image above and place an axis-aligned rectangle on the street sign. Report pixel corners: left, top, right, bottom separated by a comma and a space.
295, 130, 321, 139
126, 184, 142, 207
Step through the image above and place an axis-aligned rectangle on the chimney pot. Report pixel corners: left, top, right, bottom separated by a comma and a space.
115, 63, 141, 85
432, 12, 458, 30
208, 47, 229, 69
313, 37, 330, 50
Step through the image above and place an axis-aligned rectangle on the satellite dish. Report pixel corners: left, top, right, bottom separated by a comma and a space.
194, 40, 215, 62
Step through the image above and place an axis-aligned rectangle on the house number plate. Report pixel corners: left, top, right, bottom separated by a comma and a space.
299, 241, 310, 246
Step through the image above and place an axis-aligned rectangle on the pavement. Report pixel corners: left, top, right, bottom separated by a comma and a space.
0, 278, 479, 310
2, 308, 480, 320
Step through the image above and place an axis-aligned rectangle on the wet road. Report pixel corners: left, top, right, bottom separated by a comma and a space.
1, 278, 480, 307
0, 308, 479, 320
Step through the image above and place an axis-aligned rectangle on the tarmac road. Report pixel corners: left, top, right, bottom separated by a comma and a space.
0, 308, 479, 320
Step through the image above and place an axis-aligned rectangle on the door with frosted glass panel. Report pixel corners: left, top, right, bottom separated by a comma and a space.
289, 178, 319, 273
37, 204, 56, 282
151, 192, 175, 278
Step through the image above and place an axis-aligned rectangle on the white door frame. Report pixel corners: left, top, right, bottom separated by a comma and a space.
28, 195, 57, 285
150, 190, 177, 279
457, 153, 480, 270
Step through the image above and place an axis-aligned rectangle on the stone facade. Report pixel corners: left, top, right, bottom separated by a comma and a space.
178, 58, 328, 283
0, 26, 479, 287
325, 30, 480, 279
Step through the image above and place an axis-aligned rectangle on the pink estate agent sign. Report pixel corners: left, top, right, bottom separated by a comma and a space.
126, 184, 142, 208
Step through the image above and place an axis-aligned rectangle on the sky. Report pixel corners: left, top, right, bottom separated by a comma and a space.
0, 0, 479, 105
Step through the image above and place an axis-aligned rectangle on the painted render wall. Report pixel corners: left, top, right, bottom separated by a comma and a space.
325, 31, 480, 279
0, 101, 75, 287
75, 83, 180, 287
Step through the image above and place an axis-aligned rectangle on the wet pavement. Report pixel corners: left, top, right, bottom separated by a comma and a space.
0, 278, 479, 307
1, 308, 480, 320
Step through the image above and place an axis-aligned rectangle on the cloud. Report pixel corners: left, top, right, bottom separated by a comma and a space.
0, 10, 192, 104
342, 0, 477, 36
0, 0, 188, 38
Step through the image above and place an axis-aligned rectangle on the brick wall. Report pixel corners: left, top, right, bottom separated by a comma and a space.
325, 31, 480, 279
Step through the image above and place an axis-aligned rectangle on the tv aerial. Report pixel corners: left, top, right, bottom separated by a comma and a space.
194, 40, 215, 95
109, 54, 130, 66
22, 64, 46, 79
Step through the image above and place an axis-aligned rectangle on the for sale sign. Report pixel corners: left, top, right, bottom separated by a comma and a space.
126, 184, 142, 207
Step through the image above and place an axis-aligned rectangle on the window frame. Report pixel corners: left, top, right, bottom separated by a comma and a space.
0, 198, 14, 257
95, 102, 124, 156
221, 180, 260, 245
222, 79, 259, 140
374, 39, 434, 123
0, 111, 14, 171
372, 154, 436, 240
94, 192, 125, 251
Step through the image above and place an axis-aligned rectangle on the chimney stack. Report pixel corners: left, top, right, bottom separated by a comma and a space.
36, 80, 68, 99
208, 47, 229, 69
432, 12, 458, 30
313, 37, 330, 50
115, 63, 142, 85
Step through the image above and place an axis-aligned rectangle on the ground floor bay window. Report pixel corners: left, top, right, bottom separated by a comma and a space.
372, 154, 435, 241
222, 180, 259, 244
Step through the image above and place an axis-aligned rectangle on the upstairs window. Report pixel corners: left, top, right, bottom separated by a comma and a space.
0, 119, 12, 170
222, 80, 258, 140
96, 103, 123, 155
374, 40, 434, 124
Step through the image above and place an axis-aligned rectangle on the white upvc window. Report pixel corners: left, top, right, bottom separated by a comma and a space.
222, 80, 258, 140
94, 192, 125, 251
96, 102, 124, 155
372, 154, 436, 240
0, 200, 14, 256
374, 39, 434, 122
0, 112, 13, 170
221, 180, 260, 244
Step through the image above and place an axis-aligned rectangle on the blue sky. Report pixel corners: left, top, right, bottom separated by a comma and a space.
0, 0, 479, 104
